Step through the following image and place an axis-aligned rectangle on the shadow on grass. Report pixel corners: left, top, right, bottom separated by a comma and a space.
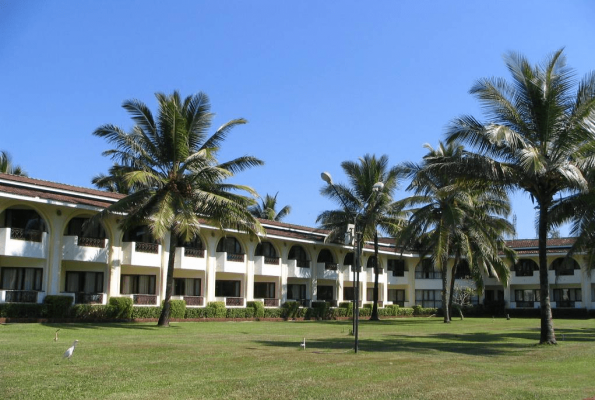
40, 322, 168, 331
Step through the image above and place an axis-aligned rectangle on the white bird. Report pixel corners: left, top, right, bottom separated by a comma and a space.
54, 329, 60, 342
300, 338, 306, 350
63, 340, 79, 361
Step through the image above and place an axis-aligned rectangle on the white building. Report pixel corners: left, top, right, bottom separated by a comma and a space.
0, 173, 592, 311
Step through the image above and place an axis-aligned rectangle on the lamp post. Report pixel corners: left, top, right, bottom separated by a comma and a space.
321, 171, 383, 353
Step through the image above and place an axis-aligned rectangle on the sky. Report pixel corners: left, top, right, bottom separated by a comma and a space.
1, 1, 595, 239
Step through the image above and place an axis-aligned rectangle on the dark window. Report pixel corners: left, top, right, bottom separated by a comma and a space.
288, 246, 309, 268
120, 275, 156, 295
215, 280, 241, 297
287, 284, 307, 300
174, 278, 201, 296
415, 289, 442, 308
415, 259, 441, 279
366, 256, 379, 269
343, 287, 355, 301
123, 226, 157, 244
387, 259, 405, 276
317, 249, 334, 263
514, 289, 539, 307
65, 271, 103, 293
4, 209, 46, 241
66, 217, 106, 239
177, 235, 203, 250
255, 242, 277, 258
550, 258, 580, 276
485, 289, 504, 302
388, 289, 405, 306
454, 260, 471, 279
254, 282, 275, 299
343, 252, 354, 266
317, 285, 333, 301
216, 237, 243, 254
0, 267, 43, 291
514, 259, 538, 277
553, 288, 581, 307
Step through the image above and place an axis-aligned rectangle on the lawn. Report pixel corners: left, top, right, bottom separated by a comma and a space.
1, 317, 594, 399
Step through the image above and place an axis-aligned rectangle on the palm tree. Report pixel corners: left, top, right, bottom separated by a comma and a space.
92, 163, 135, 194
317, 154, 405, 320
395, 142, 514, 323
92, 91, 264, 327
445, 49, 595, 343
0, 151, 27, 176
249, 192, 291, 221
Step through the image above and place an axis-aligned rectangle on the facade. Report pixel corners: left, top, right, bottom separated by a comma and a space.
0, 173, 593, 311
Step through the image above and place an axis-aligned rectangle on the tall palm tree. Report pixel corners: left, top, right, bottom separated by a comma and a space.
0, 151, 27, 176
249, 192, 291, 221
92, 91, 264, 327
317, 154, 405, 320
445, 49, 595, 343
395, 142, 514, 323
92, 163, 136, 194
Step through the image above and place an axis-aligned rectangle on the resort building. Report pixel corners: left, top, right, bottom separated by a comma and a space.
0, 173, 592, 311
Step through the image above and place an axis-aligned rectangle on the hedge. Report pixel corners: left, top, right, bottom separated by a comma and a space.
44, 295, 73, 318
108, 297, 133, 319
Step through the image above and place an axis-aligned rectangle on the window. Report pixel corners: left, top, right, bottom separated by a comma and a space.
514, 259, 538, 277
255, 242, 277, 258
216, 237, 243, 254
120, 275, 156, 295
366, 288, 375, 302
3, 208, 46, 241
123, 226, 157, 244
288, 246, 309, 268
0, 267, 43, 291
415, 290, 442, 308
65, 272, 103, 293
514, 289, 539, 308
317, 249, 334, 263
343, 252, 354, 266
366, 256, 382, 270
388, 289, 405, 306
553, 288, 581, 307
343, 287, 355, 301
387, 259, 405, 276
66, 217, 106, 239
215, 280, 240, 297
317, 285, 333, 301
174, 278, 201, 296
415, 259, 441, 279
485, 290, 504, 303
454, 260, 471, 279
254, 282, 275, 299
550, 258, 580, 276
287, 284, 307, 300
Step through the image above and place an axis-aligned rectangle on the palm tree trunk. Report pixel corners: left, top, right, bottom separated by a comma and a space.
370, 230, 380, 321
442, 257, 450, 323
157, 233, 177, 327
448, 255, 460, 319
538, 203, 556, 344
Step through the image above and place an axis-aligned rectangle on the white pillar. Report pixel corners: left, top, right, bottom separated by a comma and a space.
47, 211, 67, 295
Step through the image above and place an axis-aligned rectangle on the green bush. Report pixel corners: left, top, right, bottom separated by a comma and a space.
385, 304, 399, 316
70, 304, 110, 320
44, 295, 73, 318
413, 305, 438, 316
108, 297, 133, 319
207, 301, 227, 318
226, 308, 255, 318
263, 307, 282, 318
398, 307, 414, 317
247, 301, 265, 318
0, 303, 46, 318
165, 299, 186, 319
339, 302, 353, 317
358, 307, 371, 317
311, 301, 330, 319
131, 306, 162, 319
282, 301, 300, 319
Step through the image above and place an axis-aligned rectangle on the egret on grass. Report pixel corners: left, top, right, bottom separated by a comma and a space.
63, 340, 79, 361
54, 329, 60, 342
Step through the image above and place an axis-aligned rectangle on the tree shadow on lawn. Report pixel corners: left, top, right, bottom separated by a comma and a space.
40, 322, 167, 331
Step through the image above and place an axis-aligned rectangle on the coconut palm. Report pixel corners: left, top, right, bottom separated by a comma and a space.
249, 192, 291, 221
92, 163, 136, 194
445, 49, 595, 343
92, 91, 264, 327
395, 142, 514, 323
317, 154, 405, 320
0, 151, 27, 176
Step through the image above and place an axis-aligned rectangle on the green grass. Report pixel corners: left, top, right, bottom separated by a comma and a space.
1, 318, 594, 399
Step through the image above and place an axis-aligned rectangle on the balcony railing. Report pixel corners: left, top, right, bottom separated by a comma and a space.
74, 293, 104, 304
10, 228, 43, 242
5, 290, 38, 303
324, 263, 338, 271
133, 294, 158, 305
556, 300, 576, 308
263, 298, 279, 307
226, 297, 244, 307
515, 301, 535, 308
227, 253, 244, 262
264, 257, 280, 265
135, 242, 159, 254
184, 296, 204, 306
77, 236, 106, 248
184, 248, 204, 258
415, 271, 442, 279
296, 259, 310, 269
389, 269, 405, 277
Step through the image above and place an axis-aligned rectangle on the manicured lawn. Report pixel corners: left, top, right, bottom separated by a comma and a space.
1, 317, 594, 399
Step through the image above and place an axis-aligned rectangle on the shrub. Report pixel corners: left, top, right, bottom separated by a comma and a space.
226, 307, 255, 318
358, 307, 371, 317
166, 300, 186, 319
247, 301, 265, 318
108, 297, 133, 320
207, 301, 226, 318
282, 301, 300, 319
0, 303, 46, 318
398, 307, 414, 317
385, 304, 399, 316
44, 295, 73, 318
339, 302, 353, 317
263, 307, 282, 318
70, 304, 110, 320
131, 306, 161, 319
311, 301, 330, 319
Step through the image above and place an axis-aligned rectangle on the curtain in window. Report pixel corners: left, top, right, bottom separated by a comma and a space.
66, 273, 80, 292
138, 276, 150, 294
121, 276, 132, 294
84, 272, 96, 293
1, 268, 17, 289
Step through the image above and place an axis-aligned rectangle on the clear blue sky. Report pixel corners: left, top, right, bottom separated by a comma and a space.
2, 1, 595, 239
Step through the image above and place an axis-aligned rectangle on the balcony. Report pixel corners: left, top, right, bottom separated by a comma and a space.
62, 236, 109, 263
366, 269, 386, 284
254, 256, 281, 277
387, 271, 408, 285
316, 262, 338, 279
122, 241, 161, 267
215, 252, 246, 274
510, 270, 539, 284
552, 301, 581, 308
215, 297, 244, 307
254, 298, 280, 307
547, 269, 582, 284
0, 290, 44, 303
174, 247, 207, 271
287, 259, 311, 278
415, 271, 442, 279
133, 294, 158, 305
0, 228, 47, 258
183, 296, 204, 306
62, 292, 106, 305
